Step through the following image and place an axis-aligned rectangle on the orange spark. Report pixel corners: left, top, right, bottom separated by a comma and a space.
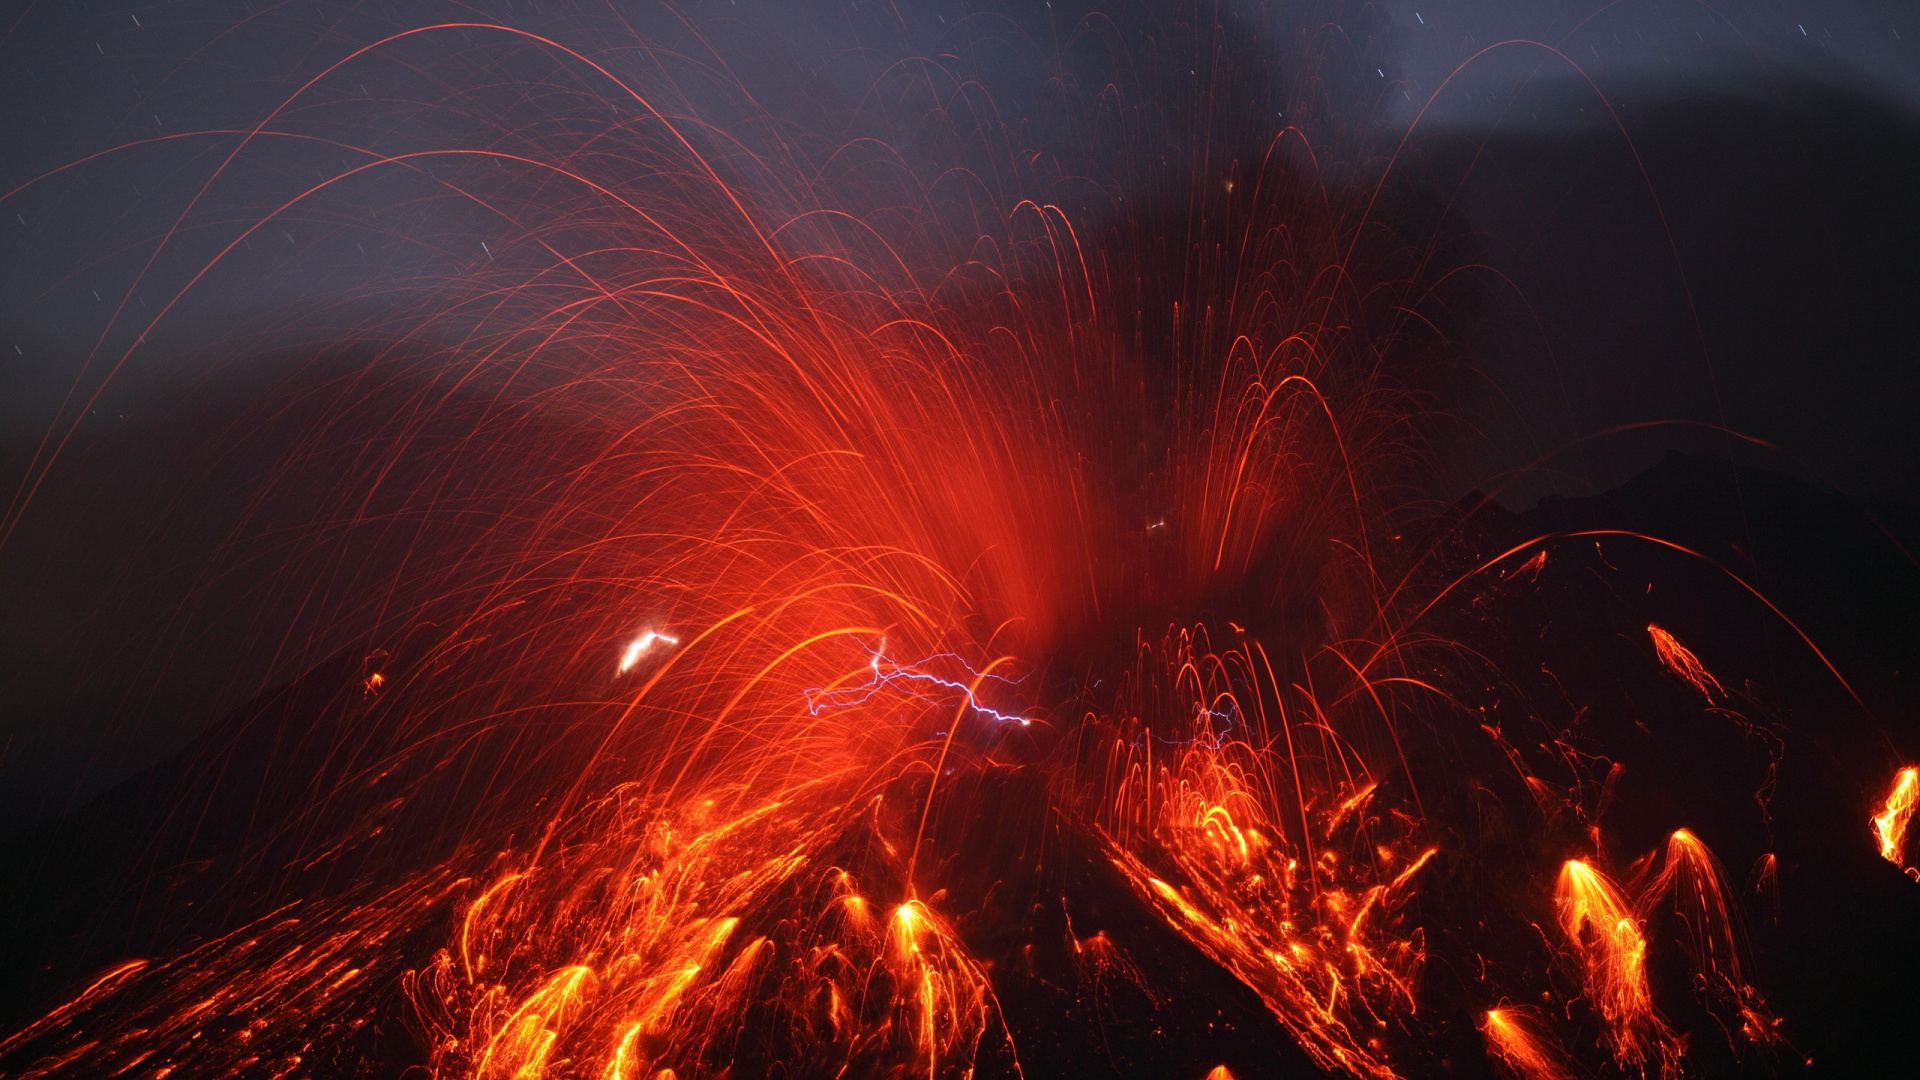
1648, 624, 1724, 701
1554, 859, 1679, 1075
1096, 635, 1425, 1080
1644, 830, 1780, 1048
1479, 1007, 1573, 1080
1649, 830, 1743, 982
1872, 767, 1920, 879
1506, 549, 1548, 582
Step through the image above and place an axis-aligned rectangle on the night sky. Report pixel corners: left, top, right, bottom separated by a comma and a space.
0, 0, 1916, 840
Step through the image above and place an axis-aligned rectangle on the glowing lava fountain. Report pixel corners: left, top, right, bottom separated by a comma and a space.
0, 6, 1863, 1079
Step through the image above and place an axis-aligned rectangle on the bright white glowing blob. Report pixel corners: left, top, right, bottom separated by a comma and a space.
617, 630, 679, 675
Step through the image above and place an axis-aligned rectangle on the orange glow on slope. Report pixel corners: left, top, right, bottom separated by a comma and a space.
1479, 1007, 1572, 1080
1647, 624, 1724, 701
1554, 859, 1679, 1076
1872, 767, 1920, 879
1095, 635, 1432, 1080
409, 791, 1003, 1080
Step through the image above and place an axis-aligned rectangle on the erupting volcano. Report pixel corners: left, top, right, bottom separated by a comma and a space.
2, 3, 1917, 1079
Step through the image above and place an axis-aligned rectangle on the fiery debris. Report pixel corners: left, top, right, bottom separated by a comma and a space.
1872, 766, 1920, 879
1647, 624, 1725, 702
1095, 635, 1431, 1080
1479, 1007, 1573, 1080
1646, 830, 1781, 1050
1554, 859, 1680, 1076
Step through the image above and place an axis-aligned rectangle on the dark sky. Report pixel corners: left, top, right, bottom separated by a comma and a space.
0, 0, 1916, 829
1369, 0, 1920, 507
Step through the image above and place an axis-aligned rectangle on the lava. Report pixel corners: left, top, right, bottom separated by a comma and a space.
1648, 624, 1725, 702
1554, 859, 1680, 1076
1872, 766, 1920, 879
1479, 1007, 1572, 1080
